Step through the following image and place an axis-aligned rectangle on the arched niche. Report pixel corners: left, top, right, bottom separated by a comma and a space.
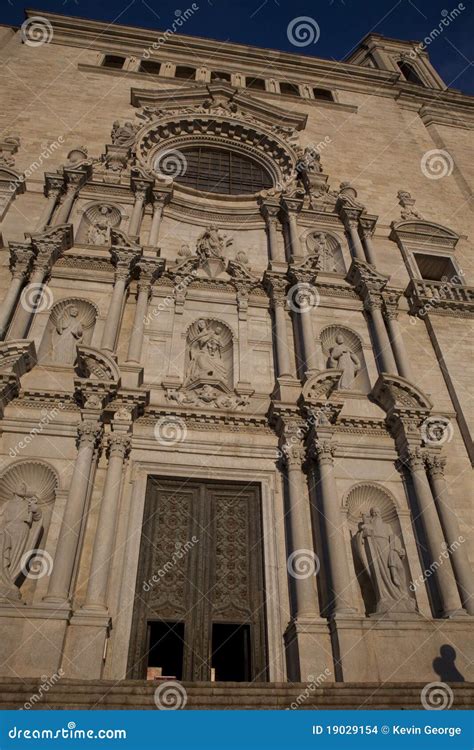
39, 298, 98, 365
343, 482, 415, 617
304, 230, 345, 273
183, 318, 234, 390
0, 460, 59, 601
320, 325, 370, 393
76, 202, 124, 245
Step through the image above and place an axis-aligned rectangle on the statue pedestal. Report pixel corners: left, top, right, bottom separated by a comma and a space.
284, 617, 334, 683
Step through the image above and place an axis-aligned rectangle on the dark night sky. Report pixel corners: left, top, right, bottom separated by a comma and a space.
1, 0, 473, 94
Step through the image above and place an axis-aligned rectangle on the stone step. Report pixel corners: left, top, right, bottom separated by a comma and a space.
0, 679, 472, 710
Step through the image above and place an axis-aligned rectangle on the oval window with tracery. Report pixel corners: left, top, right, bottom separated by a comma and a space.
172, 146, 273, 195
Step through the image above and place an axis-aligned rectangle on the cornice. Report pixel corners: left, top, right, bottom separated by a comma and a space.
22, 9, 469, 104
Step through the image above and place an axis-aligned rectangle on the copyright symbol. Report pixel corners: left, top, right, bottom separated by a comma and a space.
381, 726, 390, 734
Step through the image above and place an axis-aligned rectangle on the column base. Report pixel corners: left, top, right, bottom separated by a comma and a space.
120, 362, 144, 388
62, 610, 111, 679
284, 617, 334, 683
274, 376, 301, 402
441, 607, 469, 618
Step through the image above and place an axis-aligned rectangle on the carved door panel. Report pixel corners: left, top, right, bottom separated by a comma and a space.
127, 478, 268, 682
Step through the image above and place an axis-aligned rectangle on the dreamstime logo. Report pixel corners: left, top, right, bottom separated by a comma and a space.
20, 549, 53, 580
23, 669, 64, 710
421, 681, 454, 710
154, 680, 188, 710
154, 416, 187, 445
287, 282, 320, 313
421, 416, 453, 445
287, 16, 320, 47
409, 4, 466, 59
142, 4, 199, 56
20, 283, 54, 314
21, 16, 54, 47
421, 149, 454, 180
154, 149, 188, 179
287, 549, 320, 579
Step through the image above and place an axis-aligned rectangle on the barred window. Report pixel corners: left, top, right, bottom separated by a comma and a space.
175, 146, 273, 195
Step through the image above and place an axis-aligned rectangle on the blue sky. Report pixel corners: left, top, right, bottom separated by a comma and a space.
2, 0, 473, 94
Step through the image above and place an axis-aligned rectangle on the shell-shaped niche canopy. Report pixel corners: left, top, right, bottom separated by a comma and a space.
306, 231, 345, 273
320, 325, 363, 357
0, 461, 59, 506
345, 483, 398, 526
49, 298, 97, 331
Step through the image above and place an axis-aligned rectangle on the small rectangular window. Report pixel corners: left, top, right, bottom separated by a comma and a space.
139, 60, 162, 75
280, 82, 300, 97
313, 87, 334, 101
175, 65, 196, 80
246, 77, 266, 91
102, 55, 125, 70
211, 70, 232, 82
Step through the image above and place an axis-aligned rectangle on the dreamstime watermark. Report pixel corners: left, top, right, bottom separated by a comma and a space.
20, 548, 54, 581
287, 668, 332, 709
421, 149, 454, 180
287, 549, 320, 579
410, 536, 465, 591
154, 149, 188, 179
143, 5, 199, 57
22, 669, 64, 710
5, 137, 65, 203
421, 681, 454, 710
9, 402, 67, 458
154, 415, 187, 445
20, 283, 54, 314
21, 16, 54, 47
154, 680, 188, 709
144, 272, 196, 324
421, 415, 454, 446
287, 16, 320, 47
409, 5, 466, 59
287, 282, 320, 313
143, 536, 199, 591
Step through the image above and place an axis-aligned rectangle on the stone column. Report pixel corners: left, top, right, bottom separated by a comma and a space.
126, 259, 162, 364
341, 211, 365, 262
358, 218, 377, 266
260, 201, 283, 263
35, 176, 64, 232
281, 198, 303, 260
383, 300, 413, 381
425, 454, 474, 614
0, 246, 34, 339
312, 440, 356, 614
366, 296, 398, 375
82, 430, 131, 611
405, 449, 466, 617
265, 275, 292, 377
148, 189, 171, 247
101, 247, 140, 353
7, 250, 52, 340
54, 181, 78, 225
43, 419, 102, 604
129, 178, 151, 238
282, 427, 321, 618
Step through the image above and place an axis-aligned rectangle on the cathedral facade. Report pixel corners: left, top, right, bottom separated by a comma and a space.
0, 11, 472, 690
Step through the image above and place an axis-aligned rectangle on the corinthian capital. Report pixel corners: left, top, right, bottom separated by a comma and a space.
403, 447, 426, 471
424, 453, 447, 477
312, 439, 337, 466
107, 431, 131, 459
77, 420, 102, 449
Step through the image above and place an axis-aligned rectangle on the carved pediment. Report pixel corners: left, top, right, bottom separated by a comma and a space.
131, 83, 307, 132
302, 370, 342, 403
0, 340, 36, 376
390, 220, 459, 251
347, 258, 390, 294
75, 346, 121, 383
372, 374, 432, 414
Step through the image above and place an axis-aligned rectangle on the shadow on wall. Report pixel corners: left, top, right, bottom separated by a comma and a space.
433, 645, 465, 682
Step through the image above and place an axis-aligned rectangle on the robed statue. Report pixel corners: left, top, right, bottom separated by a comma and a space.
328, 334, 361, 390
51, 305, 83, 364
0, 483, 42, 602
185, 319, 228, 385
354, 507, 415, 615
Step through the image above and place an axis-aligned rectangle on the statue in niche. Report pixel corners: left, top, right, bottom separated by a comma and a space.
87, 206, 115, 245
51, 304, 84, 364
354, 507, 415, 615
0, 483, 42, 602
328, 334, 360, 390
185, 319, 227, 384
313, 232, 336, 272
196, 225, 224, 259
